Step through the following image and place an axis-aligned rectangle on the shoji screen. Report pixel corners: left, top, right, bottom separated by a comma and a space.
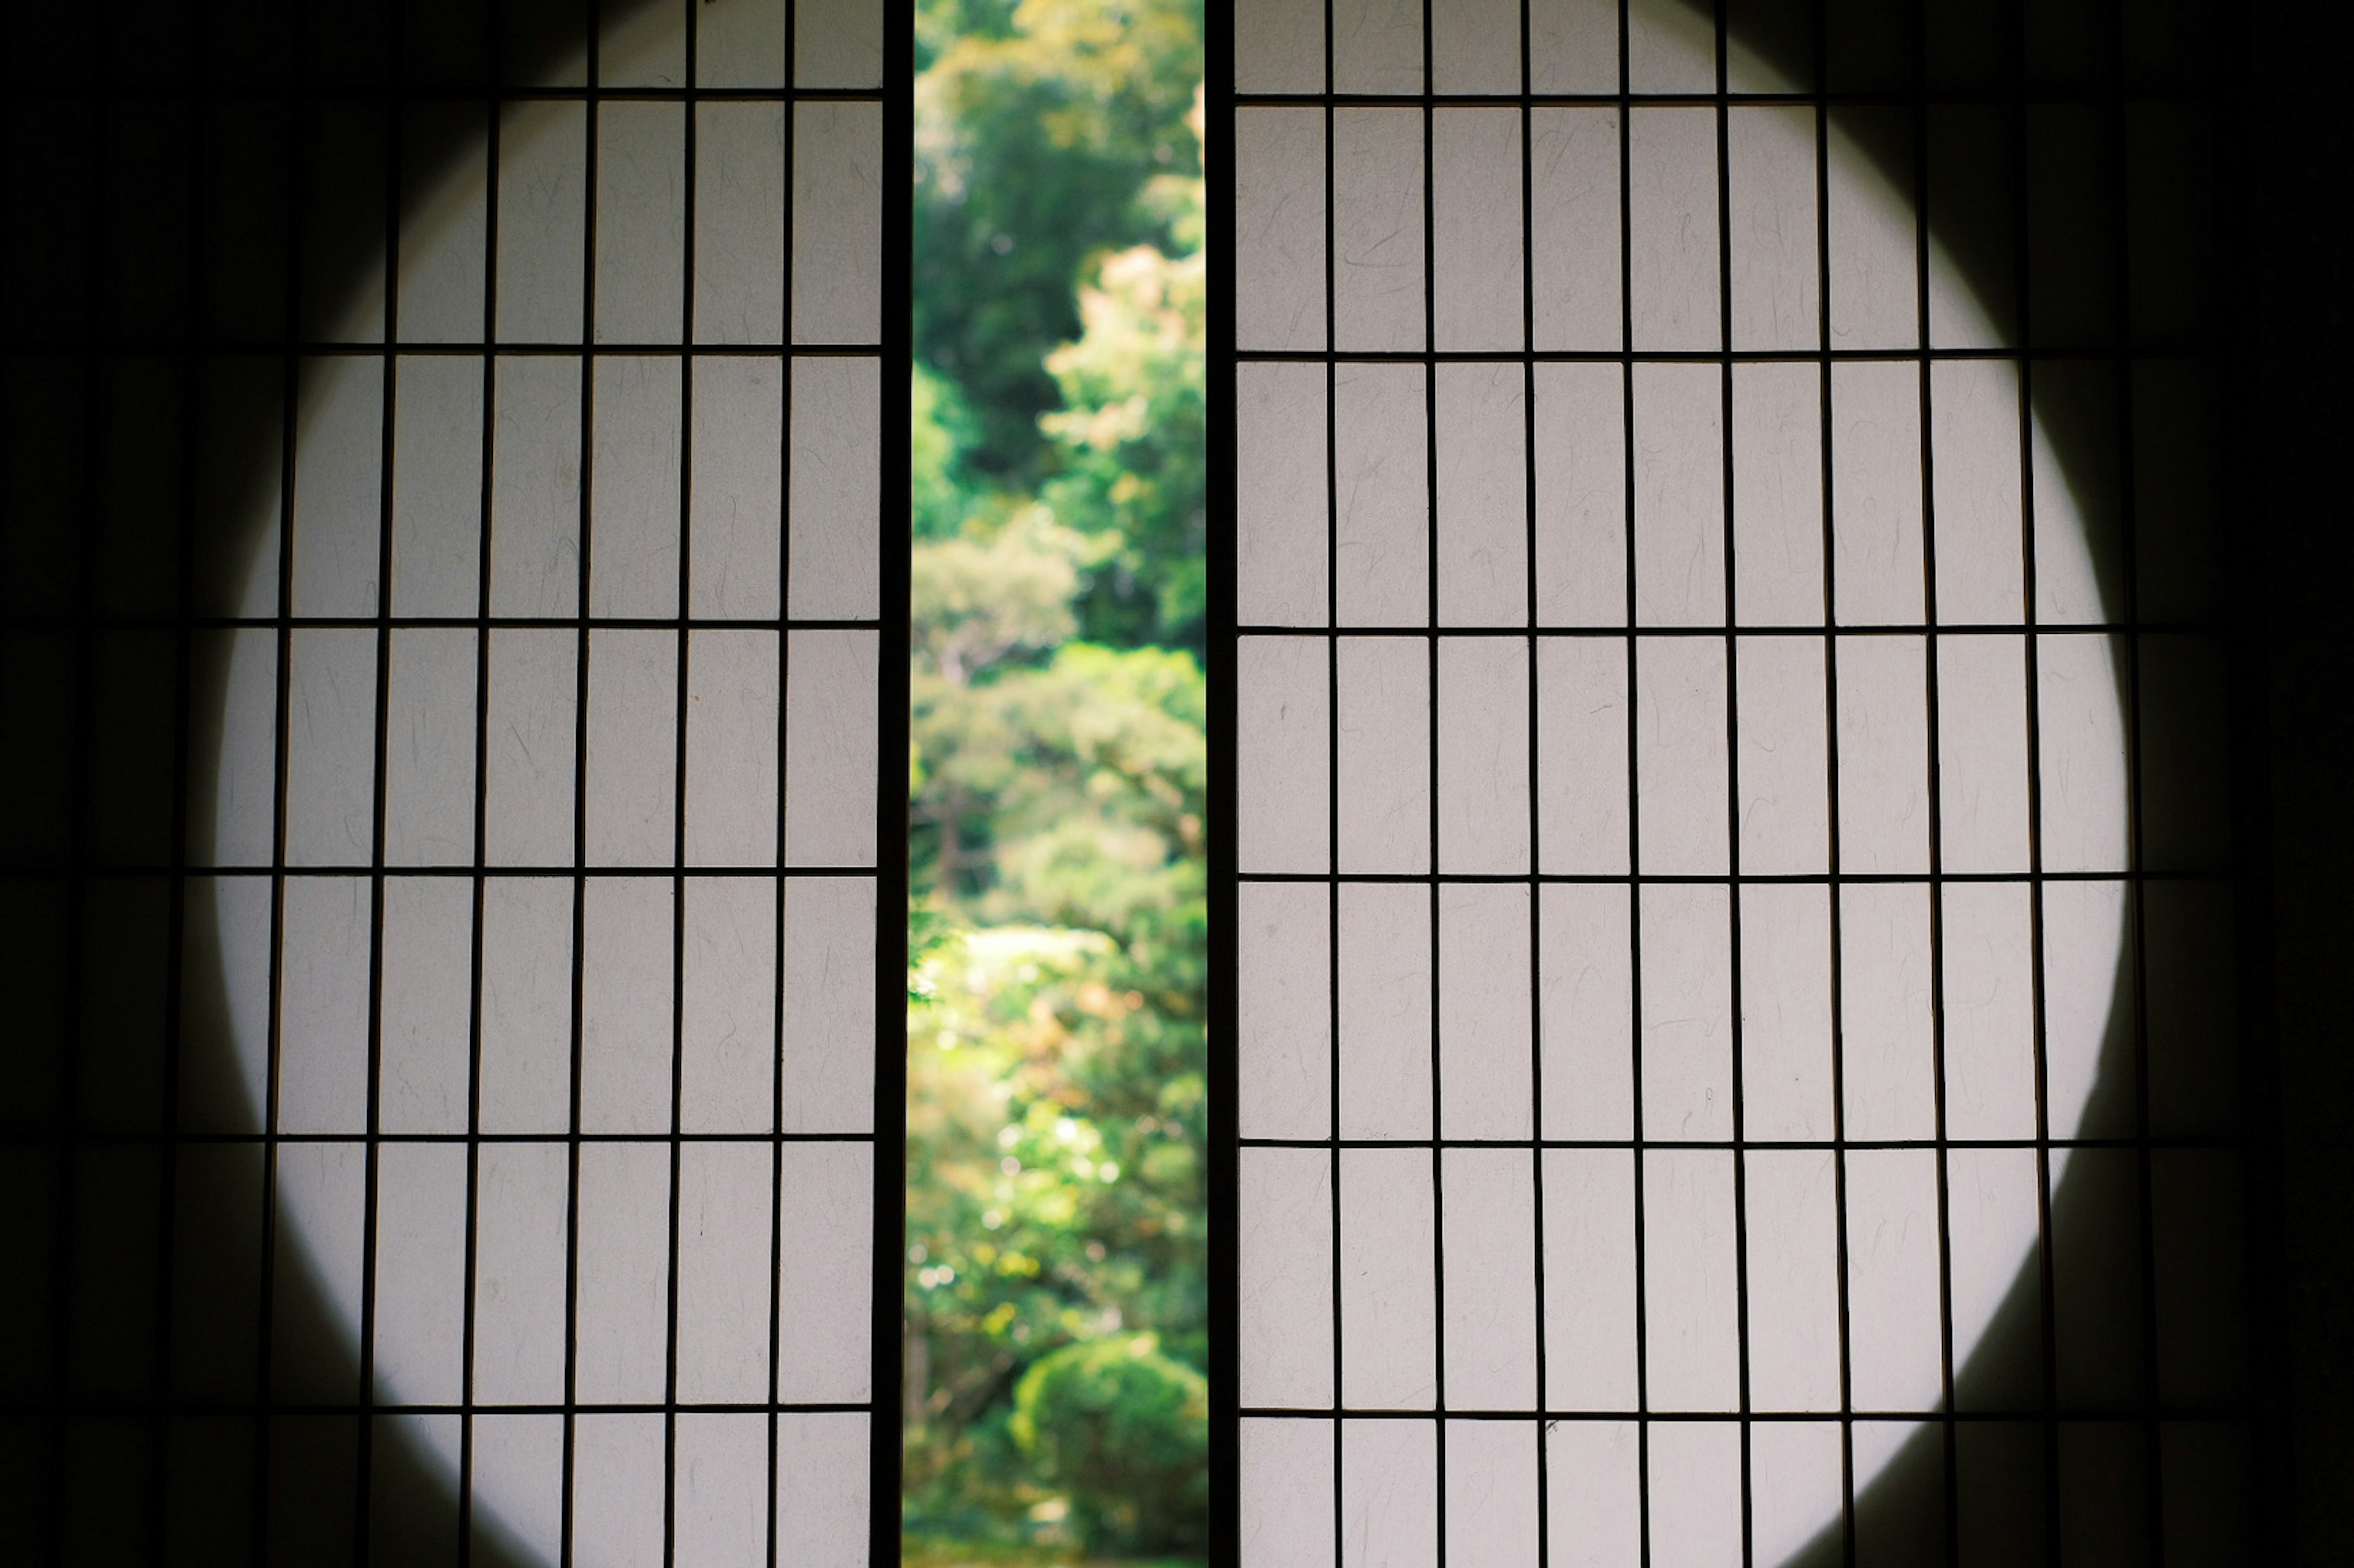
0, 1, 906, 1562
1211, 0, 2244, 1563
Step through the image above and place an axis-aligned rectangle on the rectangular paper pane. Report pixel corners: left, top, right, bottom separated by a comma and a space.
1441, 1149, 1537, 1409
578, 876, 674, 1135
1542, 1149, 1638, 1410
1548, 1421, 1642, 1568
785, 629, 878, 866
693, 104, 787, 343
690, 355, 784, 617
1242, 1419, 1336, 1567
1238, 881, 1332, 1140
1634, 637, 1729, 874
684, 630, 781, 865
1235, 0, 1325, 95
473, 1143, 570, 1405
1331, 108, 1426, 351
1627, 108, 1721, 351
1240, 1149, 1335, 1410
1835, 634, 1930, 873
675, 1415, 768, 1566
1431, 111, 1524, 351
283, 630, 377, 866
573, 1416, 665, 1565
1339, 1148, 1437, 1410
1648, 1421, 1745, 1566
1932, 359, 2027, 624
1435, 361, 1529, 625
1437, 637, 1530, 873
795, 0, 883, 88
1840, 881, 1937, 1141
1447, 1420, 1539, 1565
790, 356, 883, 618
1643, 1151, 1741, 1412
776, 1414, 871, 1568
1235, 108, 1328, 352
1745, 1150, 1843, 1412
1540, 885, 1634, 1140
1531, 110, 1623, 351
370, 1142, 467, 1406
1331, 0, 1422, 94
490, 358, 583, 616
782, 875, 878, 1135
1342, 1419, 1438, 1567
1832, 360, 1926, 626
674, 1143, 774, 1402
1735, 634, 1830, 872
1334, 362, 1430, 625
1728, 106, 1821, 351
383, 628, 478, 865
1238, 635, 1330, 873
1537, 637, 1629, 873
1939, 634, 2032, 872
1732, 362, 1824, 623
593, 105, 685, 344
1337, 883, 1432, 1141
1847, 1149, 1946, 1411
1336, 636, 1429, 873
1439, 884, 1533, 1138
1739, 883, 1835, 1141
378, 877, 471, 1133
1532, 362, 1627, 623
1236, 361, 1330, 626
573, 1141, 671, 1403
583, 628, 677, 866
777, 1142, 872, 1403
478, 877, 574, 1133
1632, 363, 1725, 626
791, 102, 882, 343
1639, 885, 1735, 1142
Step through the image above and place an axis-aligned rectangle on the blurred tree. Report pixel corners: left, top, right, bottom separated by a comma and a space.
912, 362, 983, 542
1012, 1336, 1209, 1555
907, 1, 1206, 1556
903, 484, 1206, 1551
914, 0, 1202, 484
1039, 88, 1207, 650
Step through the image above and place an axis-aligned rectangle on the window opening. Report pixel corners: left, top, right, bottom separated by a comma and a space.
904, 0, 1211, 1559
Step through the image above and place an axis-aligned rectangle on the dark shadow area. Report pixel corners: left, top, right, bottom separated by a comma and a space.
1713, 1, 2252, 1563
1717, 0, 2354, 1562
2209, 0, 2354, 1561
0, 1, 669, 1562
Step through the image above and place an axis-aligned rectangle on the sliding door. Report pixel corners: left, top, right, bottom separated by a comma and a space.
1209, 1, 2244, 1562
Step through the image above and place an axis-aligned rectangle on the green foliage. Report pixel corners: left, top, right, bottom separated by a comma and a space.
913, 503, 1089, 679
913, 1, 1209, 652
1038, 104, 1207, 650
1011, 1337, 1209, 1556
913, 362, 985, 542
909, 1, 1205, 1556
914, 0, 1202, 484
912, 637, 1205, 927
904, 911, 1205, 1545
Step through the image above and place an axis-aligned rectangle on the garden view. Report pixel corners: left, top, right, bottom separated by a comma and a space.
904, 0, 1208, 1560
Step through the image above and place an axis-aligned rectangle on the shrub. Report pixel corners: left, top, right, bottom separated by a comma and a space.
1009, 1334, 1208, 1554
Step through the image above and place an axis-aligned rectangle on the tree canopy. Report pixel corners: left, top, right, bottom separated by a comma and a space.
906, 0, 1206, 1556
